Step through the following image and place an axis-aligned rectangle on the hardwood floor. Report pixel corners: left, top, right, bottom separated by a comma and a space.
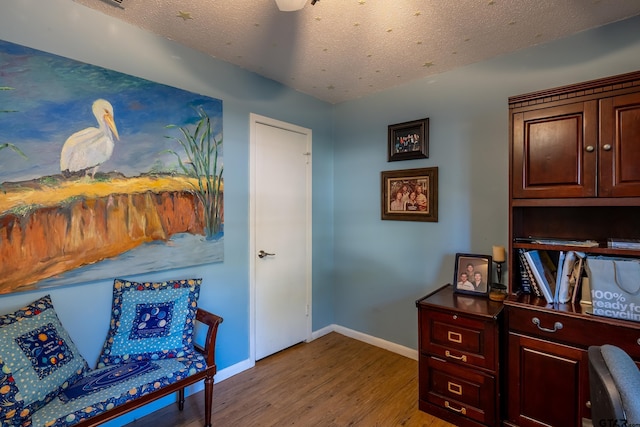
125, 332, 456, 427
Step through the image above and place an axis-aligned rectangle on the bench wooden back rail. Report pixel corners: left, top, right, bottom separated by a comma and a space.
195, 308, 224, 367
73, 308, 223, 427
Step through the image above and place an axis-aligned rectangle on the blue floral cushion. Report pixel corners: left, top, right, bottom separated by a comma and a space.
0, 295, 88, 426
97, 278, 201, 368
32, 353, 207, 427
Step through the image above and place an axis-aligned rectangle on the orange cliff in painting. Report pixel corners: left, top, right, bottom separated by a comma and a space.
0, 174, 223, 294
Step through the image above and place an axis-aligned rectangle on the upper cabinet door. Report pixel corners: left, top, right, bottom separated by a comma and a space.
512, 101, 597, 199
599, 92, 640, 197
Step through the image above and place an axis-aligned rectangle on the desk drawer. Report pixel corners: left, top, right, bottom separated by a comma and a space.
421, 309, 497, 371
420, 355, 496, 426
507, 305, 640, 359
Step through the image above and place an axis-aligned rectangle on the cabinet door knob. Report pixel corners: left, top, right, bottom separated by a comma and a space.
602, 144, 612, 151
585, 145, 595, 152
532, 317, 563, 333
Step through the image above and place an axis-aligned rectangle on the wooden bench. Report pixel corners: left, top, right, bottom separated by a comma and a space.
70, 308, 223, 427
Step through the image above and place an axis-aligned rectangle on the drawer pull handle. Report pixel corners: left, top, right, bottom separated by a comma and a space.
448, 381, 463, 395
445, 350, 467, 362
445, 401, 467, 415
532, 317, 563, 333
447, 331, 463, 344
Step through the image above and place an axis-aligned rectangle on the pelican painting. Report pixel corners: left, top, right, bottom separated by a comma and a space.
1, 38, 224, 295
60, 99, 120, 178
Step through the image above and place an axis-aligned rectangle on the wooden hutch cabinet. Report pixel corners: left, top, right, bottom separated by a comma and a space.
505, 71, 640, 427
417, 285, 503, 427
511, 74, 640, 199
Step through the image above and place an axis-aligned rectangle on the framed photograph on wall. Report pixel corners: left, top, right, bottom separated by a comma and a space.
381, 167, 438, 222
387, 118, 429, 162
453, 253, 492, 296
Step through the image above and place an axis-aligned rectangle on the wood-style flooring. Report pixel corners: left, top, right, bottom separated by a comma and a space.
125, 332, 455, 427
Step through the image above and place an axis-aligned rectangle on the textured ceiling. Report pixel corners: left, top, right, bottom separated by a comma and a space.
72, 0, 640, 104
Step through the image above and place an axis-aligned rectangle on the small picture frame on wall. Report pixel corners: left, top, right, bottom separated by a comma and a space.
381, 167, 438, 222
387, 118, 429, 162
453, 253, 492, 297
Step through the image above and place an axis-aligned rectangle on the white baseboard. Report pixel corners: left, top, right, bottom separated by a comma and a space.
327, 324, 418, 361
215, 358, 254, 383
310, 324, 335, 340
215, 325, 418, 386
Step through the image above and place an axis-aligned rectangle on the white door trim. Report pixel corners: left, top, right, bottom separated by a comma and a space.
249, 113, 313, 363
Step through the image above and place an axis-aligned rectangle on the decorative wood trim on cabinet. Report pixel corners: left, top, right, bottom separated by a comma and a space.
509, 70, 640, 109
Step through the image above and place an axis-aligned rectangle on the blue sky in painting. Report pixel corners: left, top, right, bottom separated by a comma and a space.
0, 39, 223, 183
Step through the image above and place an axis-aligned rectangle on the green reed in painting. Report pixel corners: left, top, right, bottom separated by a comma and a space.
164, 107, 223, 240
0, 143, 25, 157
0, 87, 26, 160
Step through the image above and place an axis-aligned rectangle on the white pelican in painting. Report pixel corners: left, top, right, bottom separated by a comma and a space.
60, 99, 120, 178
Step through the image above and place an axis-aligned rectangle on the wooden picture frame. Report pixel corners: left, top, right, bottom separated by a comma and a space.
387, 118, 429, 162
453, 253, 492, 296
381, 167, 438, 222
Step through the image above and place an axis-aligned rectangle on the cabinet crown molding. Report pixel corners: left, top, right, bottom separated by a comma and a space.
509, 70, 640, 109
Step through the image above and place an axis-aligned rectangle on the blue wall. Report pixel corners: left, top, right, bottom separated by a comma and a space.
0, 1, 335, 422
1, 0, 640, 423
332, 16, 640, 349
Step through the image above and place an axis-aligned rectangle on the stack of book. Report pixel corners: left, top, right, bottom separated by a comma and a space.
607, 238, 640, 250
515, 237, 599, 247
518, 248, 586, 304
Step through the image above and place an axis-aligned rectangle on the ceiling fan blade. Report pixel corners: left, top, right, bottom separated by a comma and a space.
275, 0, 307, 12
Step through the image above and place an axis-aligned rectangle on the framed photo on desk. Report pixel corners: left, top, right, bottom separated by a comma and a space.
453, 253, 492, 296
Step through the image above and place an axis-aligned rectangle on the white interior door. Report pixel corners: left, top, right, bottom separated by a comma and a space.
250, 114, 312, 361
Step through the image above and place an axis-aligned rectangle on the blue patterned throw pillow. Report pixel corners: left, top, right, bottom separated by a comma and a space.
0, 295, 88, 426
97, 278, 201, 368
61, 360, 160, 401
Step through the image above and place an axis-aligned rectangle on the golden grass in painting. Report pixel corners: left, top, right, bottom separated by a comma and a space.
0, 175, 223, 213
0, 175, 223, 294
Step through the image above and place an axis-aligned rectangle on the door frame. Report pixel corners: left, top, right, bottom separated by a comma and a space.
249, 113, 313, 363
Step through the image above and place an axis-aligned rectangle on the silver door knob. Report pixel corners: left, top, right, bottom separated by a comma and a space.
258, 250, 275, 258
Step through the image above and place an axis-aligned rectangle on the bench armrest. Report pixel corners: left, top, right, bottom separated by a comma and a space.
194, 308, 223, 368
